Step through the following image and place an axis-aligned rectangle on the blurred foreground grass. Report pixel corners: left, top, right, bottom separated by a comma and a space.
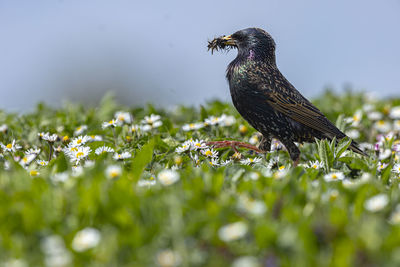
1, 90, 400, 266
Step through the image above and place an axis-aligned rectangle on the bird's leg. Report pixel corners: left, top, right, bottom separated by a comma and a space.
206, 140, 263, 153
258, 135, 271, 152
281, 140, 301, 167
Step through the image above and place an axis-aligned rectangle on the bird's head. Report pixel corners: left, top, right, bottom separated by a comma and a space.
208, 28, 276, 62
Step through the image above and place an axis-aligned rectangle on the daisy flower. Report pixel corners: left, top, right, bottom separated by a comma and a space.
158, 169, 180, 186
71, 135, 91, 147
71, 166, 84, 176
71, 228, 101, 252
68, 146, 91, 164
393, 120, 400, 131
218, 222, 248, 242
25, 147, 41, 155
74, 125, 87, 136
220, 159, 233, 166
175, 141, 191, 153
240, 157, 262, 165
88, 135, 103, 142
137, 176, 156, 187
274, 165, 288, 178
219, 114, 236, 126
141, 114, 162, 128
114, 111, 132, 125
0, 124, 8, 133
392, 163, 400, 174
130, 124, 142, 133
367, 111, 383, 121
113, 152, 132, 160
393, 143, 400, 153
389, 106, 400, 119
345, 110, 363, 127
373, 120, 391, 133
19, 154, 37, 167
201, 148, 218, 158
377, 162, 389, 172
38, 132, 47, 139
29, 170, 39, 177
364, 194, 389, 212
306, 160, 324, 170
248, 134, 259, 145
346, 129, 360, 139
323, 172, 345, 182
208, 158, 220, 167
191, 153, 201, 166
379, 149, 392, 160
190, 139, 208, 151
1, 139, 21, 152
105, 165, 122, 179
271, 139, 283, 151
156, 250, 182, 267
231, 151, 242, 160
42, 133, 58, 142
95, 146, 114, 155
204, 116, 220, 126
182, 122, 204, 131
102, 119, 119, 129
237, 195, 267, 216
37, 160, 49, 166
239, 125, 248, 134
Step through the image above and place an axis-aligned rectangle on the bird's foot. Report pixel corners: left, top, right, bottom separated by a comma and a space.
206, 140, 263, 153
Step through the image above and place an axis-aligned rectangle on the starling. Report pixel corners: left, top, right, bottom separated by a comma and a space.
208, 27, 367, 165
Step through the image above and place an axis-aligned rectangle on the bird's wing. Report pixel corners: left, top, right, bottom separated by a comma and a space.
260, 79, 343, 139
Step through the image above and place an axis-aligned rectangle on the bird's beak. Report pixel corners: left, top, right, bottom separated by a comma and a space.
220, 35, 236, 46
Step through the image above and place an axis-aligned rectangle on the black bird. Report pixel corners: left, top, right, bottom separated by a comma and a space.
208, 27, 367, 165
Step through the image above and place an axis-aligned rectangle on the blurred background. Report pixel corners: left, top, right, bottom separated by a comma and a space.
1, 0, 400, 112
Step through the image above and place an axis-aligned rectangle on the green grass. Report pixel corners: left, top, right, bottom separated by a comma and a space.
1, 90, 400, 267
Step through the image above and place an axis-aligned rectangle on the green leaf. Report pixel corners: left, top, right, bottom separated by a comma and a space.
338, 156, 369, 171
130, 139, 155, 181
335, 114, 346, 132
335, 137, 352, 159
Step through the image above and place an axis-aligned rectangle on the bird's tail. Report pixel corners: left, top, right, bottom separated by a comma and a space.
349, 140, 368, 157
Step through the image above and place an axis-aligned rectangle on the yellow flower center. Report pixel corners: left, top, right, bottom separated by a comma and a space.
23, 157, 28, 163
331, 174, 338, 179
63, 136, 69, 141
77, 139, 82, 144
118, 115, 124, 121
6, 144, 12, 149
312, 164, 317, 169
378, 120, 385, 125
76, 152, 84, 158
109, 120, 113, 124
279, 165, 285, 170
205, 150, 212, 156
110, 171, 119, 178
30, 170, 38, 176
40, 162, 45, 165
174, 156, 183, 165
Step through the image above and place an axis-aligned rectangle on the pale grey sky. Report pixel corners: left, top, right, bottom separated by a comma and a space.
1, 0, 400, 111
